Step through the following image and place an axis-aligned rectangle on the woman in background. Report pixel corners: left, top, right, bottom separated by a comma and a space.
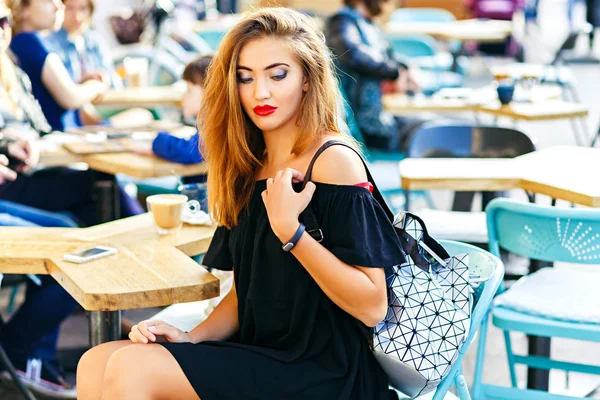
8, 0, 152, 132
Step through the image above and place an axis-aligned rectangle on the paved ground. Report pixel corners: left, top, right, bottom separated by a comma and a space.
1, 0, 600, 397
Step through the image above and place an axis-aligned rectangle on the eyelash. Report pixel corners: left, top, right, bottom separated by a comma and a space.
236, 71, 288, 84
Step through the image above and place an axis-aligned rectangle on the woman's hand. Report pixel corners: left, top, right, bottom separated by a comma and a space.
128, 320, 192, 344
261, 168, 316, 242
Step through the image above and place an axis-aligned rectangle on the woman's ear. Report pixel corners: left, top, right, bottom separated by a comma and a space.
303, 77, 309, 92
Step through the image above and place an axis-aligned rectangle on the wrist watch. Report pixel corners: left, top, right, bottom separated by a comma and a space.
282, 223, 306, 252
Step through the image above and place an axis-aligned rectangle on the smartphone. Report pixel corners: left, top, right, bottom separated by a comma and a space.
63, 246, 117, 264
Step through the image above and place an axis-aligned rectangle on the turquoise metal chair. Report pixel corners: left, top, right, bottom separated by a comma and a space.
395, 240, 504, 399
388, 8, 465, 74
387, 36, 464, 95
197, 30, 227, 52
473, 198, 600, 399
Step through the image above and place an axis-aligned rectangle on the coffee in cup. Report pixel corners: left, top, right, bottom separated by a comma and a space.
146, 194, 188, 235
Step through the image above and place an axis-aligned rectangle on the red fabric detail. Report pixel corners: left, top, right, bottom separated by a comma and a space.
354, 182, 374, 192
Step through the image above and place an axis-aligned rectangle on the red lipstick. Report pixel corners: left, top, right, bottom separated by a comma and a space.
253, 105, 277, 116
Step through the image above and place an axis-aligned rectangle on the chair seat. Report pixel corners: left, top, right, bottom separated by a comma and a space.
494, 267, 600, 324
415, 209, 488, 243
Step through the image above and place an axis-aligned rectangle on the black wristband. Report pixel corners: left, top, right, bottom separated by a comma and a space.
282, 223, 305, 252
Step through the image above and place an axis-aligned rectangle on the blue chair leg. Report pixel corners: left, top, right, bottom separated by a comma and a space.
454, 369, 472, 400
7, 285, 19, 314
423, 191, 436, 209
503, 330, 519, 388
472, 312, 490, 399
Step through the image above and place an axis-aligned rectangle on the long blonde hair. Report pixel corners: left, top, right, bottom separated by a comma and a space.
201, 7, 351, 228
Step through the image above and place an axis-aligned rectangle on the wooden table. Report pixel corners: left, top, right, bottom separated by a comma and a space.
0, 213, 218, 345
39, 134, 206, 222
40, 146, 207, 179
95, 85, 185, 109
399, 146, 600, 207
385, 19, 513, 42
383, 85, 564, 115
476, 101, 588, 121
384, 90, 588, 145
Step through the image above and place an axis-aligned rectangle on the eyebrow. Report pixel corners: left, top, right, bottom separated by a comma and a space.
237, 63, 290, 71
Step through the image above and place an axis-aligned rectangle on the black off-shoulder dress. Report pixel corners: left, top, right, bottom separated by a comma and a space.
161, 179, 405, 400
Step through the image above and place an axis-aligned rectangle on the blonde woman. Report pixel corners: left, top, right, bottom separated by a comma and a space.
7, 0, 152, 131
77, 8, 402, 400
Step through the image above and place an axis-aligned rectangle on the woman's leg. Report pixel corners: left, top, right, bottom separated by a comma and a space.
77, 341, 200, 400
77, 340, 134, 400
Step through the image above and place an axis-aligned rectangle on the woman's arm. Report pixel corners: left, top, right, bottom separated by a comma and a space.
261, 147, 388, 327
188, 279, 239, 343
291, 231, 387, 327
41, 53, 106, 110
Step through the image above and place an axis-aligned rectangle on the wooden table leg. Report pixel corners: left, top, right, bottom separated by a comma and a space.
88, 311, 121, 347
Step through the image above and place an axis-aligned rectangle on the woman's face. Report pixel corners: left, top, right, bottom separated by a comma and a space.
236, 36, 308, 135
62, 0, 91, 34
22, 0, 63, 32
0, 2, 12, 52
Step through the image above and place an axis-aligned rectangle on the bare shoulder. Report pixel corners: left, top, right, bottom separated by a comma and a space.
310, 138, 368, 185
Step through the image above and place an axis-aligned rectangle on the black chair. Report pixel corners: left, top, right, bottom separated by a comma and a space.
403, 121, 536, 244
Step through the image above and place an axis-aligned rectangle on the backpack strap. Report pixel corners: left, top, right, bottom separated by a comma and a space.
300, 140, 395, 242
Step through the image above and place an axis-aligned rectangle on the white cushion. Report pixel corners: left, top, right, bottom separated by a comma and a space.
494, 267, 600, 324
415, 209, 488, 243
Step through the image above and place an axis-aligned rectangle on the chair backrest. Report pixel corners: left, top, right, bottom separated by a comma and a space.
389, 7, 456, 23
486, 198, 600, 264
431, 240, 504, 399
551, 25, 591, 65
197, 30, 227, 52
407, 122, 536, 159
388, 35, 437, 58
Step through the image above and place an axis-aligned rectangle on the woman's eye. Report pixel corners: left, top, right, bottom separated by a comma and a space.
272, 71, 287, 81
237, 75, 253, 84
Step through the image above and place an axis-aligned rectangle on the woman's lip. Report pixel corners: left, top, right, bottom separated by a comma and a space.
253, 106, 277, 116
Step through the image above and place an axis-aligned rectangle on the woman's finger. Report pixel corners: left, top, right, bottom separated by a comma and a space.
138, 321, 157, 342
148, 324, 178, 341
274, 170, 284, 181
285, 168, 305, 183
129, 325, 148, 344
266, 177, 274, 191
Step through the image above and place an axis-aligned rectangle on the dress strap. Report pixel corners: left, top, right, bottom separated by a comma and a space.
300, 140, 395, 243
